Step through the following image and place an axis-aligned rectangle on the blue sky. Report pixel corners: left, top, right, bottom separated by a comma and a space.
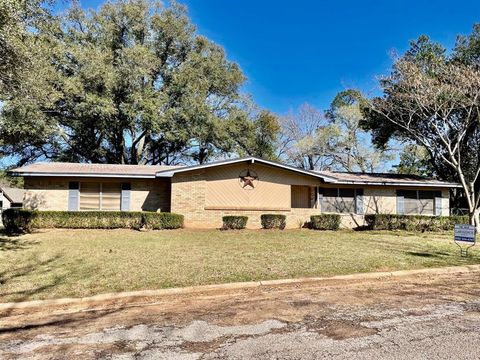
60, 0, 480, 115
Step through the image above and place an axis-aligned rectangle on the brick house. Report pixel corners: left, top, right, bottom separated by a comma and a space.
11, 157, 460, 229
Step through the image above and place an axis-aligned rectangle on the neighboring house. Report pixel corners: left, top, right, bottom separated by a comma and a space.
10, 157, 460, 229
0, 185, 24, 212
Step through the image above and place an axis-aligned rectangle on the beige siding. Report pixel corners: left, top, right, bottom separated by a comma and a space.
364, 187, 397, 214
24, 177, 170, 212
204, 163, 318, 210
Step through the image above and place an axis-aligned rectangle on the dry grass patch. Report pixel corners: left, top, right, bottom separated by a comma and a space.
0, 229, 479, 302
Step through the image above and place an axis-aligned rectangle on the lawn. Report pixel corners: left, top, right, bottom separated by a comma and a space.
0, 228, 479, 303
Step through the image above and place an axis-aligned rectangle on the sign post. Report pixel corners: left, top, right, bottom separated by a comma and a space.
454, 224, 476, 257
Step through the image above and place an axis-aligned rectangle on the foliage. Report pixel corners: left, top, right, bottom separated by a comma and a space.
278, 103, 341, 170
0, 0, 53, 96
260, 214, 286, 229
0, 0, 276, 166
1, 209, 184, 233
310, 214, 341, 230
142, 211, 184, 229
395, 144, 434, 176
364, 214, 469, 232
360, 25, 480, 228
326, 90, 394, 172
222, 215, 248, 230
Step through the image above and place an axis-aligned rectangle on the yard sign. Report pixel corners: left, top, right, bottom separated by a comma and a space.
454, 224, 476, 257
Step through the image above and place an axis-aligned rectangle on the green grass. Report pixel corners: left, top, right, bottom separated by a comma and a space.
0, 229, 479, 302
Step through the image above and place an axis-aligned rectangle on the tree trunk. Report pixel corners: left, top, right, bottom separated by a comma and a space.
469, 208, 480, 233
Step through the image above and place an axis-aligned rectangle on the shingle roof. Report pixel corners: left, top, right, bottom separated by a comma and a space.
0, 186, 24, 203
9, 158, 461, 188
316, 171, 460, 187
10, 162, 180, 178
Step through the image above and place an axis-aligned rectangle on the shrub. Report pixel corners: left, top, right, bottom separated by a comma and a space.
222, 216, 248, 230
364, 214, 469, 232
310, 214, 341, 230
1, 209, 184, 233
142, 212, 184, 230
2, 209, 37, 233
261, 214, 286, 229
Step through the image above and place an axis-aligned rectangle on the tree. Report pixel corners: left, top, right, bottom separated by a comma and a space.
278, 103, 341, 170
0, 0, 268, 165
361, 28, 480, 228
395, 144, 433, 176
327, 90, 394, 172
0, 0, 53, 96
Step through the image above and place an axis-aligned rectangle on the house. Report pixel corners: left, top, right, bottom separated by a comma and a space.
10, 157, 460, 229
0, 185, 24, 212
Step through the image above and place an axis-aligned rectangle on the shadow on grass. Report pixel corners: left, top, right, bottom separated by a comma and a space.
0, 230, 40, 252
405, 251, 451, 258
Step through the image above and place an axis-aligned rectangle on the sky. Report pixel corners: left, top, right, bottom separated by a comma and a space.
57, 0, 480, 115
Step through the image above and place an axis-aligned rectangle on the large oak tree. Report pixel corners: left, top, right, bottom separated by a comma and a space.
0, 0, 277, 165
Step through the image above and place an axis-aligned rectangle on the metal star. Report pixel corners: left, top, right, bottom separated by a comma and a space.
240, 169, 258, 189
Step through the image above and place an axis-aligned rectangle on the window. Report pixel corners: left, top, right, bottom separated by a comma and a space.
321, 188, 362, 214
79, 182, 121, 211
397, 190, 438, 215
291, 185, 312, 208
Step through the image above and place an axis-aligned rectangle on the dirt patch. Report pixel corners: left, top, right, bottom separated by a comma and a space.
181, 338, 227, 353
317, 320, 379, 340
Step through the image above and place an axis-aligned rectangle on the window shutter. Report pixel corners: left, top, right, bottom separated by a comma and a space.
435, 191, 442, 216
121, 183, 131, 211
355, 188, 364, 215
396, 191, 405, 215
68, 182, 79, 211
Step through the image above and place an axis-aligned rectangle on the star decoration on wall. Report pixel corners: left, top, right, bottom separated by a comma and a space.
239, 169, 258, 189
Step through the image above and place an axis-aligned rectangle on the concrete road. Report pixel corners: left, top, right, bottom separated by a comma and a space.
1, 268, 480, 359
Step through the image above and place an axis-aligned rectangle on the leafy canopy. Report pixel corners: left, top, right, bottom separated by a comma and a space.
0, 0, 278, 165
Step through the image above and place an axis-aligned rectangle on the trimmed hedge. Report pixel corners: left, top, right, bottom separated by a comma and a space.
1, 209, 183, 233
364, 214, 469, 232
260, 214, 286, 229
142, 212, 184, 230
310, 214, 341, 230
222, 216, 248, 230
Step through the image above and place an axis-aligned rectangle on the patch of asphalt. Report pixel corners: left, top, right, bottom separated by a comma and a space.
206, 301, 480, 360
171, 319, 285, 342
0, 320, 287, 359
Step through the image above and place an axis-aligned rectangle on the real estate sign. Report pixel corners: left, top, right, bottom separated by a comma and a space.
454, 224, 476, 243
454, 224, 476, 257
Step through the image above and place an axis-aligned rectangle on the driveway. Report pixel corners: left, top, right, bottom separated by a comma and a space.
1, 267, 480, 359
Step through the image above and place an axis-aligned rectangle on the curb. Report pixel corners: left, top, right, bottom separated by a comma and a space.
1, 264, 479, 311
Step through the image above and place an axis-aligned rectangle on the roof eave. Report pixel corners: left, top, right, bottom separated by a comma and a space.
331, 180, 461, 188
155, 156, 334, 182
10, 172, 157, 179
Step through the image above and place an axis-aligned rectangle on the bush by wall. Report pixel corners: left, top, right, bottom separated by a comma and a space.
260, 214, 286, 229
222, 216, 248, 230
364, 214, 469, 232
1, 209, 184, 233
310, 214, 341, 230
142, 212, 184, 230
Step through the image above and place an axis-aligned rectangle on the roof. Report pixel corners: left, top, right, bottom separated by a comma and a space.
10, 162, 180, 179
156, 156, 460, 188
10, 157, 461, 188
316, 171, 460, 188
0, 186, 24, 203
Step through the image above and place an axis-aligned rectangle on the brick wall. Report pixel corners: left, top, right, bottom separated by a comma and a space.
24, 177, 170, 212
